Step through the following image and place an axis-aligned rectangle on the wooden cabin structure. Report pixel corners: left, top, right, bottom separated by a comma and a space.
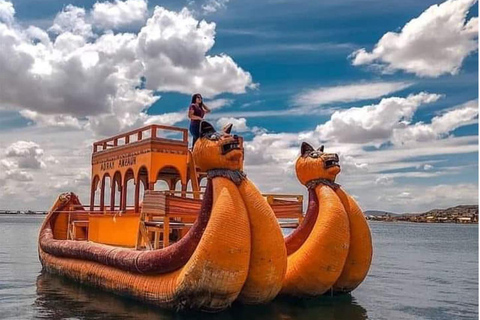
62, 124, 304, 250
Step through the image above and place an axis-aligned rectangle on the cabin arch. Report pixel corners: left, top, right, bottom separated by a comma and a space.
89, 175, 101, 211
111, 171, 122, 211
156, 165, 183, 192
121, 168, 135, 211
100, 173, 112, 211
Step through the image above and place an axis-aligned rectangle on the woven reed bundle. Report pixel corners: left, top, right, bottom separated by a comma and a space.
39, 179, 252, 311
280, 142, 372, 296
233, 179, 286, 303
332, 187, 373, 293
281, 184, 350, 296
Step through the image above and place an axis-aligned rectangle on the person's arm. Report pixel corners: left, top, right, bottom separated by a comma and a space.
188, 107, 203, 120
202, 104, 211, 114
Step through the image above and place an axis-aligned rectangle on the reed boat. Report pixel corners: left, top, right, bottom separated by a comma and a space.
280, 142, 373, 297
38, 123, 302, 311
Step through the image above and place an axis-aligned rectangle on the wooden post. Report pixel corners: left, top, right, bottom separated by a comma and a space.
121, 179, 127, 212
181, 183, 187, 198
115, 179, 122, 210
151, 126, 157, 139
154, 229, 161, 249
90, 180, 95, 211
125, 135, 130, 144
138, 131, 142, 141
168, 179, 176, 192
266, 195, 274, 205
110, 179, 115, 211
100, 177, 105, 212
163, 218, 170, 248
134, 179, 140, 213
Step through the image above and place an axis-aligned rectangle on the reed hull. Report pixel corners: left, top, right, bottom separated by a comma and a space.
332, 188, 373, 293
281, 185, 350, 296
236, 179, 287, 304
38, 186, 252, 311
281, 184, 372, 296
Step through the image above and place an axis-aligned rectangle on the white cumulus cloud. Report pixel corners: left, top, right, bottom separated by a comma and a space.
0, 0, 14, 25
5, 140, 46, 169
351, 0, 478, 77
216, 117, 249, 132
391, 99, 478, 145
0, 2, 255, 136
316, 92, 442, 144
92, 0, 148, 30
49, 5, 94, 38
20, 110, 82, 129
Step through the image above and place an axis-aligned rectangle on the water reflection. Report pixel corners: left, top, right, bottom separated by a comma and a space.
35, 272, 368, 320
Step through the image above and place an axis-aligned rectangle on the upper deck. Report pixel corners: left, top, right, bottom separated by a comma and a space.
92, 124, 188, 158
90, 124, 198, 213
92, 125, 189, 180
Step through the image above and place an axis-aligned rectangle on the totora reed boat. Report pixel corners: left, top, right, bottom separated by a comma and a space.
38, 121, 372, 311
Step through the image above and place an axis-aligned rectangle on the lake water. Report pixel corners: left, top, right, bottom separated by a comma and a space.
0, 215, 477, 320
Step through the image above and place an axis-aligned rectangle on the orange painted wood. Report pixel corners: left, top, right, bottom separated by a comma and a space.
88, 214, 140, 247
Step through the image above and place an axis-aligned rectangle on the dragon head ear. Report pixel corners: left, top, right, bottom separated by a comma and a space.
222, 123, 233, 134
318, 145, 324, 152
199, 121, 216, 137
301, 142, 314, 156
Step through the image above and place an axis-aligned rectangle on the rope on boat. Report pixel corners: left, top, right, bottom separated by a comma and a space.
305, 178, 340, 190
206, 169, 247, 186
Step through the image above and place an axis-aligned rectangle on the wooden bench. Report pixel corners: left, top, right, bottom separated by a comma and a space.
138, 191, 202, 249
137, 191, 304, 249
67, 212, 90, 241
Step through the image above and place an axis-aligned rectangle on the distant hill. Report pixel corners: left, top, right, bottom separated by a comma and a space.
365, 205, 478, 217
402, 205, 478, 217
365, 205, 478, 223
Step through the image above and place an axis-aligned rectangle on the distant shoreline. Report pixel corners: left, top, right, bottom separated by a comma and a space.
0, 211, 47, 215
367, 219, 478, 225
365, 205, 478, 224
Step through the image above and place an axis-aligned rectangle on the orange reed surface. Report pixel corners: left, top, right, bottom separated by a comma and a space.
282, 185, 350, 296
332, 187, 373, 293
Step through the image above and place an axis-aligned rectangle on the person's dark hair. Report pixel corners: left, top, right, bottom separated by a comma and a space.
191, 93, 203, 107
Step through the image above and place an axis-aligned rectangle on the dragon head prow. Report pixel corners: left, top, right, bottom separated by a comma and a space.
193, 121, 244, 172
295, 142, 340, 185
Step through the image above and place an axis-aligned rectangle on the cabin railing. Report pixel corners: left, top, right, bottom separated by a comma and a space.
92, 124, 189, 153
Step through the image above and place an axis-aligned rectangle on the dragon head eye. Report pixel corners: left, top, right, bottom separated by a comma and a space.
208, 133, 221, 141
309, 151, 320, 158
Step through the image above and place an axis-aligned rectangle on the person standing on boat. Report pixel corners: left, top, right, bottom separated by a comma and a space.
188, 93, 211, 148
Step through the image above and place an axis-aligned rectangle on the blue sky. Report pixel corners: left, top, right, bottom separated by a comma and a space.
0, 0, 477, 212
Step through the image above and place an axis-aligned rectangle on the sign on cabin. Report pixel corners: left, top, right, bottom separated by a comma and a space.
100, 156, 137, 171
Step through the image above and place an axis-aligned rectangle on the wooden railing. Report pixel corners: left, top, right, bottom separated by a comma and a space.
63, 191, 304, 249
264, 194, 303, 222
137, 191, 304, 249
93, 124, 188, 153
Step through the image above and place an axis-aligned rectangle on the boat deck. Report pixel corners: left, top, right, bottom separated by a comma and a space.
58, 191, 303, 250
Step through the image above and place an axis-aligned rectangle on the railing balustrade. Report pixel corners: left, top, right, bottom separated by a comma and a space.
93, 125, 188, 153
